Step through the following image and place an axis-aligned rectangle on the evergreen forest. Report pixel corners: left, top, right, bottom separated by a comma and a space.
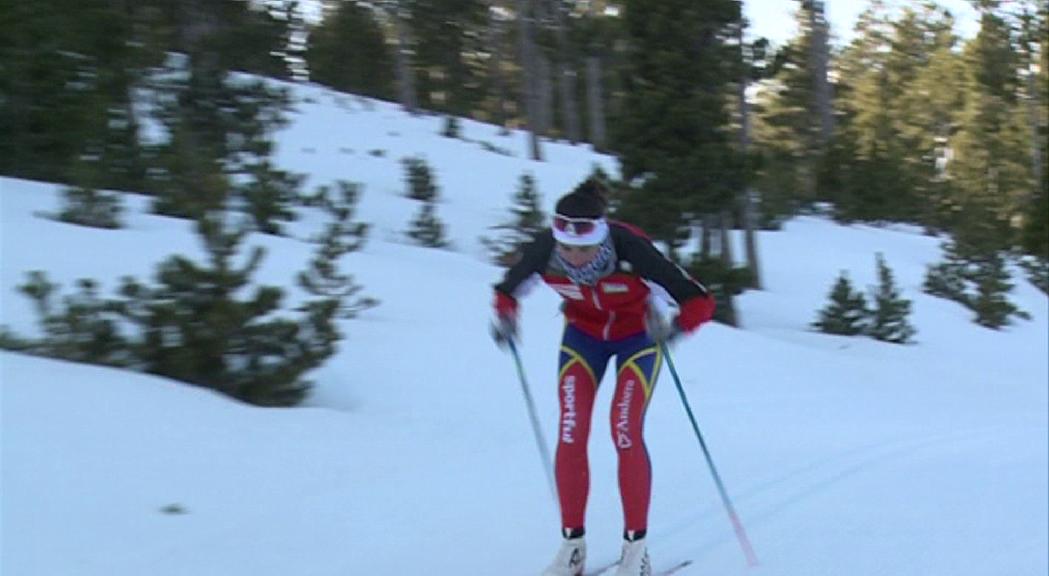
2, 0, 1046, 403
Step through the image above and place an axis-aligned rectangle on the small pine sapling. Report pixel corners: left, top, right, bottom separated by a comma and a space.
813, 272, 869, 336
866, 254, 916, 343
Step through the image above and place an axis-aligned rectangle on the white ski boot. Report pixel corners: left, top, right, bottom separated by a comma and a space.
614, 538, 651, 576
541, 537, 586, 576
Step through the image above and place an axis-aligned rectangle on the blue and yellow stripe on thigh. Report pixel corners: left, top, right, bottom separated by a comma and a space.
616, 345, 662, 403
559, 345, 600, 388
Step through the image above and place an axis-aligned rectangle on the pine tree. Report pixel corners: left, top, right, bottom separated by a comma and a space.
946, 8, 1033, 250
441, 116, 462, 138
813, 272, 869, 336
833, 2, 962, 225
1018, 3, 1048, 262
924, 235, 1026, 328
614, 0, 742, 250
736, 28, 768, 288
0, 0, 156, 187
507, 173, 545, 234
407, 200, 449, 248
59, 185, 124, 230
549, 0, 581, 144
403, 156, 438, 201
481, 173, 545, 266
406, 0, 488, 116
147, 7, 295, 222
8, 213, 352, 407
114, 215, 339, 406
1019, 256, 1048, 294
866, 254, 916, 343
970, 251, 1020, 329
144, 0, 298, 79
239, 159, 305, 235
753, 0, 833, 213
402, 153, 448, 247
15, 272, 129, 366
905, 17, 966, 230
516, 0, 544, 160
924, 240, 972, 305
573, 2, 624, 151
151, 123, 231, 219
1022, 169, 1049, 261
306, 1, 395, 100
298, 181, 378, 318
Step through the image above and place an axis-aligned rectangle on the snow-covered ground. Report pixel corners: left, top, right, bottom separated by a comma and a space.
2, 81, 1047, 576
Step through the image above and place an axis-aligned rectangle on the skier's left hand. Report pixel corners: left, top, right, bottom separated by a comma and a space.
646, 307, 683, 345
676, 295, 716, 332
648, 295, 716, 345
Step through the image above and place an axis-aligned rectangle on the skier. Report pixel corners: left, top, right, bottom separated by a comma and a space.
491, 178, 716, 576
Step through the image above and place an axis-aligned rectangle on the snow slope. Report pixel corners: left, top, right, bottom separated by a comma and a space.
2, 81, 1047, 576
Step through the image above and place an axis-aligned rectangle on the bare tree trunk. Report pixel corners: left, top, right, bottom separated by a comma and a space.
585, 54, 606, 150
809, 0, 834, 146
532, 0, 553, 136
516, 0, 543, 160
551, 0, 580, 144
486, 6, 510, 132
719, 212, 739, 325
700, 214, 715, 259
738, 24, 762, 289
802, 1, 833, 201
1027, 70, 1044, 202
391, 3, 418, 115
719, 211, 733, 266
740, 189, 762, 288
183, 0, 221, 66
538, 53, 554, 136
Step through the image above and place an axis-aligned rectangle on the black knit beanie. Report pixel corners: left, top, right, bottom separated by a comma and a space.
555, 178, 608, 219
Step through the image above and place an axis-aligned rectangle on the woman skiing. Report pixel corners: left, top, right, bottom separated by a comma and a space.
491, 178, 715, 576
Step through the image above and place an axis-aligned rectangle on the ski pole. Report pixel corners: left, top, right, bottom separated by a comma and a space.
507, 338, 558, 506
660, 342, 759, 567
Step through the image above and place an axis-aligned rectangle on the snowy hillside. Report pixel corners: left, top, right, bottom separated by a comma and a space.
2, 81, 1047, 576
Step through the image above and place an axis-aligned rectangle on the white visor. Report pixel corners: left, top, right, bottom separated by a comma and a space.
552, 217, 609, 246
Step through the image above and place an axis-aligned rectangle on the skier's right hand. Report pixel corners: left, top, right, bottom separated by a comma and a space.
491, 291, 519, 349
491, 315, 518, 349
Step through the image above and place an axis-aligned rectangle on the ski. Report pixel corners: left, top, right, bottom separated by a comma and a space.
584, 560, 619, 576
584, 559, 692, 576
655, 559, 693, 575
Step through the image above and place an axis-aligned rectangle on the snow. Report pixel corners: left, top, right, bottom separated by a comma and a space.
2, 81, 1047, 576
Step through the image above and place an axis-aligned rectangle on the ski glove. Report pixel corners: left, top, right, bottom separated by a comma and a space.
676, 294, 716, 332
645, 307, 683, 345
491, 291, 519, 349
646, 295, 716, 344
